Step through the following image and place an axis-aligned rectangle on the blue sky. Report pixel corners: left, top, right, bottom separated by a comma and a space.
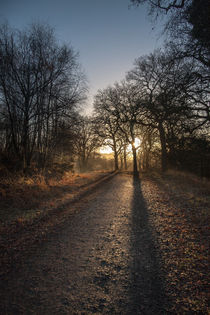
0, 0, 164, 113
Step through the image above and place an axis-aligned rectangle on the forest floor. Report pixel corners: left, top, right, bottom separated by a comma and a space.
0, 170, 209, 313
140, 170, 209, 313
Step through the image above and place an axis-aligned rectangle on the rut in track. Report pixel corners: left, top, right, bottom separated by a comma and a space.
0, 173, 166, 314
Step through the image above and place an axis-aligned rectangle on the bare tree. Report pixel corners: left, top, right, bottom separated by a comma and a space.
127, 49, 198, 171
130, 0, 188, 12
113, 81, 142, 174
93, 83, 142, 173
0, 23, 87, 171
93, 87, 124, 171
130, 0, 210, 68
74, 116, 101, 172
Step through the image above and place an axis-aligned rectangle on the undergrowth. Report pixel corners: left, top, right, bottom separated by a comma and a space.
143, 169, 210, 226
0, 170, 108, 226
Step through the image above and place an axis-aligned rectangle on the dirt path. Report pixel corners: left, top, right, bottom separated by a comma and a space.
0, 174, 166, 314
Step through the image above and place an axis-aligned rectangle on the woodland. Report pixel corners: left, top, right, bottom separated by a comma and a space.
0, 0, 209, 178
0, 2, 209, 313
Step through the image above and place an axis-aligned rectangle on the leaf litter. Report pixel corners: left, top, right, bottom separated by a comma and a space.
141, 171, 209, 313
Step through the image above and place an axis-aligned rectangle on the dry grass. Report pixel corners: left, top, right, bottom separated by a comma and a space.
142, 169, 210, 225
0, 170, 110, 226
140, 170, 210, 313
0, 169, 209, 312
1, 168, 209, 227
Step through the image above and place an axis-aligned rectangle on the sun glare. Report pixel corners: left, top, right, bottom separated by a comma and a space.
100, 146, 113, 154
134, 138, 141, 148
100, 138, 141, 155
127, 138, 141, 152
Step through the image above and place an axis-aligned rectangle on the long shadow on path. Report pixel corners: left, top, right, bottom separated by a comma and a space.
129, 174, 168, 314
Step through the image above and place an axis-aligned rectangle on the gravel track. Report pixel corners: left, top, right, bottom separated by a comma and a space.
0, 174, 166, 314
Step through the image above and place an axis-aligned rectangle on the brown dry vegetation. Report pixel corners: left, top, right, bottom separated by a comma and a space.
0, 170, 111, 226
0, 169, 209, 313
0, 170, 117, 276
140, 170, 210, 313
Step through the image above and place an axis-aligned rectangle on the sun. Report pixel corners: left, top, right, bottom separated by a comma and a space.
99, 138, 141, 154
100, 146, 113, 154
127, 138, 141, 152
133, 138, 141, 148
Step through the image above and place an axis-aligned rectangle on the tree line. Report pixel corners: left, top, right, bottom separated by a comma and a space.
92, 48, 209, 175
92, 0, 210, 176
0, 23, 90, 173
0, 0, 209, 177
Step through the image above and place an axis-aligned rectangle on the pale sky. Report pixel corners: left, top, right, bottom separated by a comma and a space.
0, 0, 164, 114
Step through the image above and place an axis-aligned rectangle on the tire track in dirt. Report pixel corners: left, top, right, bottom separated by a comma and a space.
0, 173, 166, 314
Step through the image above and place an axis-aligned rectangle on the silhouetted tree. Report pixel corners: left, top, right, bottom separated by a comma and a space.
131, 0, 210, 67
113, 81, 142, 174
127, 49, 198, 171
93, 87, 124, 171
0, 23, 87, 171
74, 116, 101, 172
138, 125, 157, 170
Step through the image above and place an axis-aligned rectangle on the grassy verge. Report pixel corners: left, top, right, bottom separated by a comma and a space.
0, 170, 112, 227
144, 169, 210, 226
140, 169, 210, 313
0, 170, 117, 275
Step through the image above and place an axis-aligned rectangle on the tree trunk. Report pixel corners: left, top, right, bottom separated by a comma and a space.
22, 113, 30, 170
123, 144, 127, 170
132, 143, 138, 175
114, 152, 119, 171
158, 122, 167, 172
145, 150, 149, 170
120, 154, 123, 170
113, 140, 119, 171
